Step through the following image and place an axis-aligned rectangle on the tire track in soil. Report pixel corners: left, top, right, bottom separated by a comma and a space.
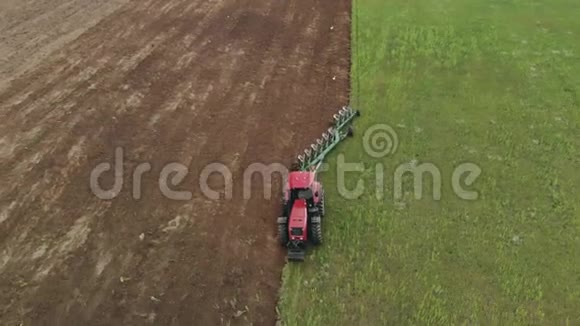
0, 0, 351, 325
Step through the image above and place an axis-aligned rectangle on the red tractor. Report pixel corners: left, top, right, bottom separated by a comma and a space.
276, 106, 359, 261
277, 170, 325, 261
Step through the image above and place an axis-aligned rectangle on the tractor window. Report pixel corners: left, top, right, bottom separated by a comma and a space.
297, 189, 313, 200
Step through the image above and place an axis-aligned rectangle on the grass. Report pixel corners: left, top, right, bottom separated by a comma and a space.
278, 0, 580, 324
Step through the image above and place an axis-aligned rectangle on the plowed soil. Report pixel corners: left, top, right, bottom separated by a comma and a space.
0, 0, 350, 325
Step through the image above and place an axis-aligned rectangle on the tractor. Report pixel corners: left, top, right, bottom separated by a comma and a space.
277, 169, 325, 261
277, 106, 360, 261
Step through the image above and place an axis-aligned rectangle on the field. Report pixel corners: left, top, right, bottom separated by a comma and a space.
279, 0, 580, 324
2, 0, 579, 324
0, 1, 350, 325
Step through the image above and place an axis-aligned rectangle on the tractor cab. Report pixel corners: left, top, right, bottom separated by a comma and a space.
295, 188, 315, 207
284, 171, 320, 208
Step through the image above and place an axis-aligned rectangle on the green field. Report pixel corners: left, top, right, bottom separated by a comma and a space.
279, 0, 580, 324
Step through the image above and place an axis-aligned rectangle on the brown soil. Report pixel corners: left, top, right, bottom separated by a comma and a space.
0, 0, 351, 325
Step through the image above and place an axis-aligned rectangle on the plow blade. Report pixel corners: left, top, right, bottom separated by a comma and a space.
296, 106, 360, 171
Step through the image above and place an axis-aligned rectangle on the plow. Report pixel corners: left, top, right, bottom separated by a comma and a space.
278, 106, 360, 261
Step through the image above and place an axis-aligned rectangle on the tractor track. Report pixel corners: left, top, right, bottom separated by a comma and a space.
0, 0, 350, 324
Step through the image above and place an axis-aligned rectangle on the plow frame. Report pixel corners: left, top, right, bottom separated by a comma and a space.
296, 106, 361, 172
